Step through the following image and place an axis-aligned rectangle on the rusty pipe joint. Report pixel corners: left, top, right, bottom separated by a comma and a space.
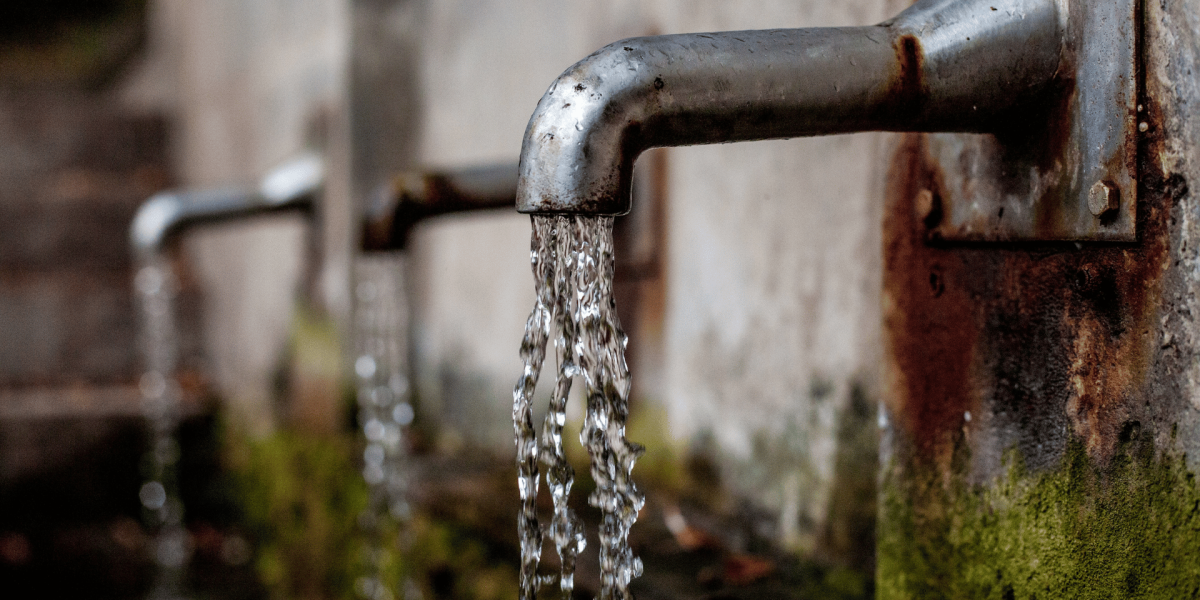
131, 152, 323, 257
516, 0, 1065, 215
361, 163, 519, 251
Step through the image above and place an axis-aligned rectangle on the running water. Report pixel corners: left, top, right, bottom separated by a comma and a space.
353, 255, 419, 600
514, 215, 644, 600
135, 255, 191, 600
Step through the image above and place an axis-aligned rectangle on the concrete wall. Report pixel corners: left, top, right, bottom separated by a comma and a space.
408, 0, 899, 557
122, 0, 351, 433
136, 0, 899, 555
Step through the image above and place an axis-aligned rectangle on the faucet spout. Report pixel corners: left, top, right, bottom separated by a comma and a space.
362, 163, 519, 251
517, 0, 1063, 215
131, 152, 323, 257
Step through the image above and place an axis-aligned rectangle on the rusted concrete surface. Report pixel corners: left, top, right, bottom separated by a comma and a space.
877, 1, 1200, 595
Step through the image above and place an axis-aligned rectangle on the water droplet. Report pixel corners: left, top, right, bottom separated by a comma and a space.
365, 419, 385, 442
382, 424, 402, 447
575, 121, 584, 131
364, 464, 385, 485
356, 355, 377, 379
365, 443, 385, 466
370, 386, 393, 407
392, 402, 415, 425
140, 481, 167, 510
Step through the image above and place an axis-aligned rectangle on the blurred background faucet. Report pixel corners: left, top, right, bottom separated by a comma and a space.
361, 163, 518, 252
131, 152, 324, 259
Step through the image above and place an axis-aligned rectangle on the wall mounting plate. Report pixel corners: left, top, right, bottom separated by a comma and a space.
924, 0, 1138, 242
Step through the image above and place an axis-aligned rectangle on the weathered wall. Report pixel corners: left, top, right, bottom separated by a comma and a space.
408, 0, 669, 451
138, 0, 900, 558
408, 0, 897, 560
124, 0, 351, 433
876, 2, 1200, 597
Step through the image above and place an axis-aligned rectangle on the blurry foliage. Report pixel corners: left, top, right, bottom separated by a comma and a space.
223, 423, 520, 600
227, 430, 370, 600
406, 515, 520, 600
623, 404, 690, 496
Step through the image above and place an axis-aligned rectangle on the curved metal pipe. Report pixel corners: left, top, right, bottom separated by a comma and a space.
130, 152, 323, 257
517, 0, 1064, 215
361, 162, 519, 251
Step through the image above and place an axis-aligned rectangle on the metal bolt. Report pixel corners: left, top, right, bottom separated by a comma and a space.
1088, 181, 1119, 217
915, 188, 940, 225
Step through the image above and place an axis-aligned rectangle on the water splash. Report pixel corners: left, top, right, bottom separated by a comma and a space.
513, 217, 556, 598
353, 255, 419, 600
571, 217, 644, 600
541, 217, 587, 598
134, 255, 192, 600
514, 215, 643, 600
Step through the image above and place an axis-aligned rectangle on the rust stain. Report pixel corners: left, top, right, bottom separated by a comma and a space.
363, 170, 518, 251
885, 115, 1174, 467
614, 149, 669, 404
888, 34, 928, 121
884, 134, 980, 468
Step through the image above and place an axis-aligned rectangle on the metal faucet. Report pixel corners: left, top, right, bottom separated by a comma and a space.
516, 0, 1069, 216
130, 152, 324, 257
361, 163, 519, 251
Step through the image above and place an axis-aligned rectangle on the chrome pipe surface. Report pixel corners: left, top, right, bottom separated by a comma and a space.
517, 0, 1063, 215
131, 152, 323, 257
361, 162, 519, 251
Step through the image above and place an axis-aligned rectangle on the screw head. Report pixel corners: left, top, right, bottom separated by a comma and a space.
915, 189, 940, 226
1088, 181, 1119, 217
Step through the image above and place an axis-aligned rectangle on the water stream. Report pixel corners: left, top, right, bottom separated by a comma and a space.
135, 255, 191, 600
353, 255, 419, 600
514, 215, 644, 600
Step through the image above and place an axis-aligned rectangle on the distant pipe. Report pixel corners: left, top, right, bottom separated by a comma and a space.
130, 152, 323, 257
361, 162, 519, 251
516, 0, 1064, 215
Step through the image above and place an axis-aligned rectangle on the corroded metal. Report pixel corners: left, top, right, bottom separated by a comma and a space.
361, 163, 518, 251
517, 0, 1064, 216
925, 0, 1139, 242
875, 75, 1190, 595
130, 152, 323, 257
517, 0, 1139, 243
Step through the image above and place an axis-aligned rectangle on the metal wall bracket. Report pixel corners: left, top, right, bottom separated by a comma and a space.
925, 0, 1139, 242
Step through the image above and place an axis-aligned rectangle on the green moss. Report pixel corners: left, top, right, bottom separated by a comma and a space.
878, 436, 1200, 599
227, 426, 527, 600
623, 403, 690, 494
228, 430, 373, 600
405, 516, 520, 600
